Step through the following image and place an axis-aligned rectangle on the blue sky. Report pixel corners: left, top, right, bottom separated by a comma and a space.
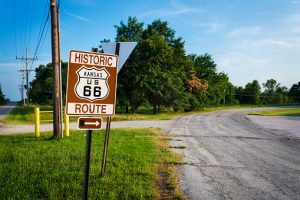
0, 0, 299, 101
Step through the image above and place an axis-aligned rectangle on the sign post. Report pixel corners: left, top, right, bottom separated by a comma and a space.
66, 50, 118, 199
100, 43, 120, 176
66, 42, 136, 198
83, 129, 92, 200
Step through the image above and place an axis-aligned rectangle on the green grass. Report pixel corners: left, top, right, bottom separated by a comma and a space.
4, 105, 54, 124
249, 108, 300, 116
0, 129, 183, 199
3, 105, 255, 124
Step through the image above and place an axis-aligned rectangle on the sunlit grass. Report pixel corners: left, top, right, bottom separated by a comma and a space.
3, 105, 256, 124
0, 128, 182, 199
249, 108, 300, 116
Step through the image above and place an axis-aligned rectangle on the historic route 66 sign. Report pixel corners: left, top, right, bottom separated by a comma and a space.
75, 66, 110, 101
66, 50, 118, 116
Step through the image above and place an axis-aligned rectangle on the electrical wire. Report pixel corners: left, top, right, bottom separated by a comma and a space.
23, 0, 29, 51
38, 18, 50, 57
13, 0, 17, 56
20, 0, 24, 53
30, 1, 50, 71
27, 0, 35, 50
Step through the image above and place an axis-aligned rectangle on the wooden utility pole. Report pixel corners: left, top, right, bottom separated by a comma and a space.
50, 0, 62, 139
16, 47, 36, 107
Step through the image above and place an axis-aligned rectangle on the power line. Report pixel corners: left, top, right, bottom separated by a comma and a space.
27, 0, 35, 49
23, 0, 29, 50
30, 2, 50, 71
16, 47, 37, 106
13, 0, 17, 56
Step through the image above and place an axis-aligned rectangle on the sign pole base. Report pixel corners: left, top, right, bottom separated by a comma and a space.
83, 130, 92, 200
101, 116, 111, 177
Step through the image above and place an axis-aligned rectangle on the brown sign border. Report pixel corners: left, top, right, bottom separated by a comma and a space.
65, 50, 118, 116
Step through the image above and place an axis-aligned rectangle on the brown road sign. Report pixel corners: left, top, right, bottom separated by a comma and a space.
66, 50, 118, 116
78, 117, 102, 130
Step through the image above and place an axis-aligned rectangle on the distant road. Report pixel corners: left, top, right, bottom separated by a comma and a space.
0, 105, 15, 121
169, 109, 300, 200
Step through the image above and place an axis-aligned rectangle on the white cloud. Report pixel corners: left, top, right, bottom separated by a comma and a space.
217, 52, 269, 69
254, 39, 291, 47
140, 1, 204, 18
64, 11, 94, 24
227, 26, 261, 37
189, 21, 225, 33
240, 37, 300, 49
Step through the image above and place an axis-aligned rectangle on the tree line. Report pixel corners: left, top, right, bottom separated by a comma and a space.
0, 85, 9, 105
28, 17, 300, 113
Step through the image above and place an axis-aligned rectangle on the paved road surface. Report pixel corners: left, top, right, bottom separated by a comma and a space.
0, 105, 15, 121
169, 109, 300, 200
1, 106, 299, 199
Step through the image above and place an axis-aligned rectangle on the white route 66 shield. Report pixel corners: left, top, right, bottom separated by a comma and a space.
75, 66, 110, 101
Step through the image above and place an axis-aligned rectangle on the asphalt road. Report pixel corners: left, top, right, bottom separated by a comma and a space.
0, 105, 15, 121
168, 109, 300, 200
1, 106, 299, 199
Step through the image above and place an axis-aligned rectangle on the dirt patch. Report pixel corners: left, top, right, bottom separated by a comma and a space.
154, 129, 186, 200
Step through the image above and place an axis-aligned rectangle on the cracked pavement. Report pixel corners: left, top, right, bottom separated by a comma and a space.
1, 105, 299, 199
168, 109, 300, 200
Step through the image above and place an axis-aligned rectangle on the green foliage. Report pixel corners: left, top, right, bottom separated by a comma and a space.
235, 80, 261, 105
27, 16, 297, 110
261, 79, 289, 104
3, 105, 54, 124
0, 129, 181, 199
0, 84, 9, 105
288, 81, 300, 103
29, 62, 67, 105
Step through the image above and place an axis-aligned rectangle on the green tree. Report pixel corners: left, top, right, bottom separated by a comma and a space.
193, 53, 217, 81
288, 81, 300, 103
0, 84, 8, 105
190, 53, 231, 106
262, 79, 280, 104
30, 62, 67, 104
225, 82, 238, 105
244, 80, 261, 105
114, 17, 145, 113
263, 79, 280, 94
275, 86, 289, 104
235, 86, 246, 104
140, 19, 187, 113
262, 79, 289, 104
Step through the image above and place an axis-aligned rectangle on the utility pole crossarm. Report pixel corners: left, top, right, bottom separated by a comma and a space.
16, 47, 38, 107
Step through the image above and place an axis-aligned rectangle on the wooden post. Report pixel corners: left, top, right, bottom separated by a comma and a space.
50, 0, 62, 139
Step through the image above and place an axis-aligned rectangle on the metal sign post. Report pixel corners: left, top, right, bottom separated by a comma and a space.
100, 43, 120, 177
66, 49, 118, 199
83, 130, 92, 200
101, 116, 112, 176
